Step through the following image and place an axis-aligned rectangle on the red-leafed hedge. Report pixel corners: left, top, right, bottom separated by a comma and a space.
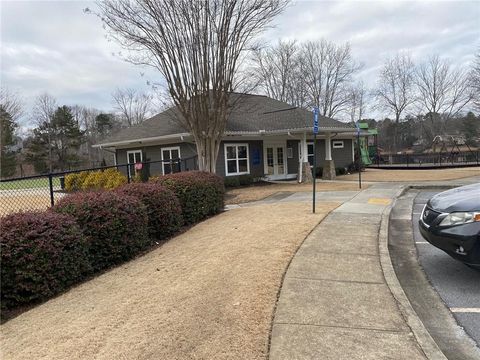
152, 171, 225, 224
53, 191, 149, 272
0, 211, 90, 314
115, 182, 183, 239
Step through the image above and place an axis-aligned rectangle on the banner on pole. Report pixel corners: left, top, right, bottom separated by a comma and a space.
313, 107, 319, 134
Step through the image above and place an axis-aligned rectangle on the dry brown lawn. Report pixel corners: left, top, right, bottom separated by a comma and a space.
337, 167, 480, 182
0, 195, 51, 216
225, 181, 363, 205
1, 201, 338, 360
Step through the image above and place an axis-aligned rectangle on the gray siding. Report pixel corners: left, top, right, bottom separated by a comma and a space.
116, 142, 198, 177
287, 140, 300, 174
312, 139, 354, 169
216, 140, 264, 178
115, 138, 353, 178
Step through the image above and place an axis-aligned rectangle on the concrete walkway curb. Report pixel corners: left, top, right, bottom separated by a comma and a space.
378, 187, 447, 360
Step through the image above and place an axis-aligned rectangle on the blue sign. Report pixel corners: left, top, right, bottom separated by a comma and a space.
313, 107, 319, 134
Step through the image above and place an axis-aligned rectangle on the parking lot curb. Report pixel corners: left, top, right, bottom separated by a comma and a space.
379, 185, 447, 360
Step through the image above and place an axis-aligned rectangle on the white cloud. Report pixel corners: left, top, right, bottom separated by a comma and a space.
1, 0, 479, 126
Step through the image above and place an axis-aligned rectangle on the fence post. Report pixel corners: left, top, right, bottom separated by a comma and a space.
48, 173, 55, 207
127, 167, 131, 183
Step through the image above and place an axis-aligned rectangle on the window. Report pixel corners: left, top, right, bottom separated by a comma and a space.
333, 140, 344, 149
224, 143, 249, 176
298, 143, 315, 166
287, 147, 293, 159
307, 143, 314, 166
161, 146, 181, 175
127, 150, 142, 178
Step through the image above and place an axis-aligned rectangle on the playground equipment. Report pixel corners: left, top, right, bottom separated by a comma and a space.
430, 135, 478, 165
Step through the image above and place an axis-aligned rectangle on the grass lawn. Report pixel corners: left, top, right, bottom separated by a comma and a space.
0, 177, 60, 191
1, 201, 338, 360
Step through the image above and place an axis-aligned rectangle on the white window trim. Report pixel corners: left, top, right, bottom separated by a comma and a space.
161, 146, 181, 175
224, 143, 250, 176
332, 140, 344, 149
127, 149, 143, 163
126, 150, 143, 178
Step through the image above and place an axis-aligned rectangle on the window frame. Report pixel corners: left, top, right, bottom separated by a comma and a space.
224, 143, 250, 176
161, 146, 181, 175
332, 140, 344, 149
126, 149, 143, 179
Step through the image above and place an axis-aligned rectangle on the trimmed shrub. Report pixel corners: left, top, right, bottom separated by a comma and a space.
238, 174, 254, 186
224, 176, 240, 188
64, 169, 127, 192
103, 168, 128, 189
335, 167, 347, 176
1, 211, 91, 313
64, 171, 90, 191
153, 171, 224, 224
115, 182, 183, 239
53, 191, 149, 271
82, 170, 107, 190
224, 174, 254, 188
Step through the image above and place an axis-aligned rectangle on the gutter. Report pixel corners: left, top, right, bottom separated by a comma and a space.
93, 127, 362, 148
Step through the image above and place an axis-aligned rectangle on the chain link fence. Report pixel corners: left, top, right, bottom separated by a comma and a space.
0, 156, 198, 217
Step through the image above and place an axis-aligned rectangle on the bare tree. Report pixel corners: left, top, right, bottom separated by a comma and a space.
348, 81, 368, 122
95, 0, 288, 172
0, 87, 24, 121
470, 51, 480, 112
31, 93, 57, 172
416, 55, 473, 140
111, 88, 152, 127
374, 53, 416, 151
301, 39, 361, 118
253, 40, 303, 106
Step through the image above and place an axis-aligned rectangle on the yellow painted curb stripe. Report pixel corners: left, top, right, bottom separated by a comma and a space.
368, 198, 392, 205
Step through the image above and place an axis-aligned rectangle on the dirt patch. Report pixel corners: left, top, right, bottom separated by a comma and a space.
225, 181, 364, 205
337, 167, 480, 182
0, 201, 338, 360
0, 195, 51, 216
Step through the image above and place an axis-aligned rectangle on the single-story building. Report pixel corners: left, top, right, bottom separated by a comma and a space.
94, 93, 363, 181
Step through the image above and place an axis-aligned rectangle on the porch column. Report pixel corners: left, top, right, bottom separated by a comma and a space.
322, 132, 336, 180
325, 133, 332, 161
298, 132, 313, 183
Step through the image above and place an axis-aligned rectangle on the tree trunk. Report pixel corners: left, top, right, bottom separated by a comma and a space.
194, 135, 220, 173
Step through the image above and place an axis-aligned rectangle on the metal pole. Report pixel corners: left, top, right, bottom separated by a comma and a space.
357, 132, 362, 189
48, 173, 55, 207
313, 133, 317, 213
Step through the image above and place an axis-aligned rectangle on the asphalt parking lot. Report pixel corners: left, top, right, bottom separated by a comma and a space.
413, 190, 480, 346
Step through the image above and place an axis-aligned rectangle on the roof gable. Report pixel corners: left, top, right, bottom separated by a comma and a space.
97, 93, 353, 146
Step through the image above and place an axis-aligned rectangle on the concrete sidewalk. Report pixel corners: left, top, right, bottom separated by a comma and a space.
269, 184, 433, 360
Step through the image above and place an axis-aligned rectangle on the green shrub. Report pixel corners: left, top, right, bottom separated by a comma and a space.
224, 176, 240, 188
115, 183, 183, 239
64, 171, 90, 191
335, 167, 347, 175
224, 174, 254, 188
64, 169, 127, 192
82, 171, 107, 190
153, 171, 224, 224
53, 191, 149, 271
1, 211, 90, 314
103, 168, 128, 189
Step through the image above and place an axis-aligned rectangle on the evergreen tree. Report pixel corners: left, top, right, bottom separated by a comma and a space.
0, 106, 17, 177
26, 105, 85, 172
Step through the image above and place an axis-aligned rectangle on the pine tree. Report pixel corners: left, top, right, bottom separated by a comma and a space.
0, 106, 17, 177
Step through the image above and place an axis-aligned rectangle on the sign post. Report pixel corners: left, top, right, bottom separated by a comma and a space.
355, 122, 362, 189
313, 107, 319, 213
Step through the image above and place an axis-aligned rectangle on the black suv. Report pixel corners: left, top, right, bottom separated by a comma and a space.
419, 183, 480, 268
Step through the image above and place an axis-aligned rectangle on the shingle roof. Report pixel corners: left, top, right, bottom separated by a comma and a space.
96, 93, 354, 146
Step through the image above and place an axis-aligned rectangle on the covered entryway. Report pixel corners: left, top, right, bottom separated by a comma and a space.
264, 141, 287, 180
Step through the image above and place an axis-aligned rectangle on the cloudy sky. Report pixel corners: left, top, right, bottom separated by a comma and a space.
1, 0, 479, 128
